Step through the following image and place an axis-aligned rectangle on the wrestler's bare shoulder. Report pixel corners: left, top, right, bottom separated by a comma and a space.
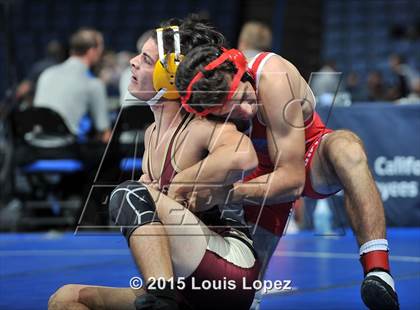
259, 54, 305, 99
261, 54, 300, 74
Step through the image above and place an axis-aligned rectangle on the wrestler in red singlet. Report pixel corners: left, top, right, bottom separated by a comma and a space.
243, 52, 338, 236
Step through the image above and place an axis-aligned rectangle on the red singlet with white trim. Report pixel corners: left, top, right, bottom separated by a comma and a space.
244, 52, 335, 235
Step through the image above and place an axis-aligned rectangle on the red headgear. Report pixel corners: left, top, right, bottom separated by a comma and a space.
180, 48, 249, 116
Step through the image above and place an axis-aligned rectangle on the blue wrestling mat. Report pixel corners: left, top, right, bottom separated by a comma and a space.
1, 228, 419, 309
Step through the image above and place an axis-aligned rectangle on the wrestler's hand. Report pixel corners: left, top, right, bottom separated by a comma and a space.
139, 174, 159, 190
166, 186, 190, 208
166, 186, 212, 212
139, 173, 152, 183
185, 185, 234, 212
183, 190, 213, 212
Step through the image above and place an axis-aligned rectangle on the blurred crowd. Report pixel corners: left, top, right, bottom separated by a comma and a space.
313, 54, 419, 106
15, 21, 419, 135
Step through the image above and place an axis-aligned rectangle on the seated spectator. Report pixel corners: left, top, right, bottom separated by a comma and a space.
396, 78, 420, 105
345, 71, 367, 102
99, 50, 120, 97
34, 28, 111, 143
237, 21, 272, 59
98, 51, 132, 99
366, 71, 388, 102
15, 40, 65, 105
310, 60, 345, 104
389, 53, 419, 99
33, 29, 118, 226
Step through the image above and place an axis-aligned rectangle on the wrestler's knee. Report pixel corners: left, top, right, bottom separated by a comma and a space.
48, 284, 82, 309
108, 180, 161, 244
324, 130, 367, 169
48, 292, 58, 309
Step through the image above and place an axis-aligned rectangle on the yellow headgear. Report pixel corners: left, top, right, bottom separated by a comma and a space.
153, 26, 183, 100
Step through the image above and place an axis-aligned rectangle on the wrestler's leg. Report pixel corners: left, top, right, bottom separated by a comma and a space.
141, 187, 258, 309
113, 182, 257, 309
129, 223, 174, 282
58, 182, 211, 310
145, 186, 212, 278
109, 181, 184, 309
310, 130, 385, 245
48, 284, 144, 310
109, 181, 175, 283
310, 130, 398, 309
111, 182, 209, 279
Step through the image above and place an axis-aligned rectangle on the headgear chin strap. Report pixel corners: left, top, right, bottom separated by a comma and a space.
121, 88, 167, 107
180, 48, 249, 116
146, 88, 167, 106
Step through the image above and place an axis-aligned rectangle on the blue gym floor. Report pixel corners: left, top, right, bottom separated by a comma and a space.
1, 228, 419, 309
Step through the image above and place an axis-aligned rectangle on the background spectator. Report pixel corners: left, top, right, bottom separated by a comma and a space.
366, 71, 388, 101
310, 60, 347, 106
388, 54, 419, 100
237, 21, 272, 59
34, 28, 111, 143
345, 71, 366, 102
367, 71, 387, 101
15, 40, 65, 105
397, 78, 420, 105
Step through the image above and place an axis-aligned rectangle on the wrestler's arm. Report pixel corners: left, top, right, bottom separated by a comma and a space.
167, 122, 258, 203
232, 56, 306, 204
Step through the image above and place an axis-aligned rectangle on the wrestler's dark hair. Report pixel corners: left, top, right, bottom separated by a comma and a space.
153, 14, 227, 59
150, 14, 245, 119
175, 45, 237, 114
